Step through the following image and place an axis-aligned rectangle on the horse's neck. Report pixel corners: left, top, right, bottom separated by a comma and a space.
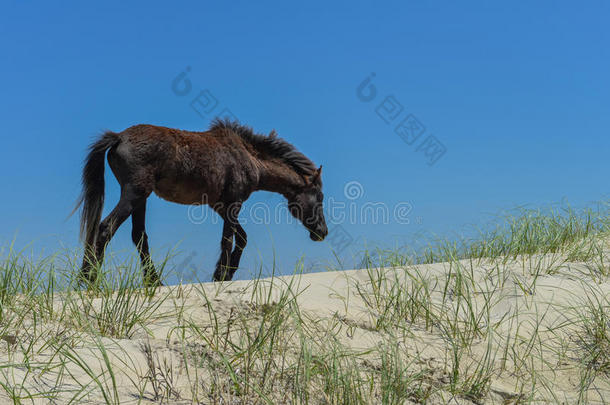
256, 160, 304, 196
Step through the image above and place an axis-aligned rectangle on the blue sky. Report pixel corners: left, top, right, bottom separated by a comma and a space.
1, 1, 608, 282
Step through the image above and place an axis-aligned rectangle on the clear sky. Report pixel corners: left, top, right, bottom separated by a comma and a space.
1, 1, 608, 283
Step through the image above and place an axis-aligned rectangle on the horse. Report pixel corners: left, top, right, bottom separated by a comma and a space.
74, 118, 328, 285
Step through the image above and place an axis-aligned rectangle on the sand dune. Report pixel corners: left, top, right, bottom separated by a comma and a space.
1, 243, 609, 404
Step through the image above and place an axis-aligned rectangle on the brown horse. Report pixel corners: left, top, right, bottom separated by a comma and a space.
74, 118, 328, 285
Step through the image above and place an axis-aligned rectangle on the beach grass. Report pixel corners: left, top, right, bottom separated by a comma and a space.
0, 201, 608, 403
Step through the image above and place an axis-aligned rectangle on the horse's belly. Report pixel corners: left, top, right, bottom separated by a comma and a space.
153, 178, 219, 206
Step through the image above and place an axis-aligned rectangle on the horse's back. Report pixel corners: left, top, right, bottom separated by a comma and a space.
109, 124, 259, 205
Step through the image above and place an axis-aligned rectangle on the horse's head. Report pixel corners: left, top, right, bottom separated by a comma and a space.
287, 166, 328, 241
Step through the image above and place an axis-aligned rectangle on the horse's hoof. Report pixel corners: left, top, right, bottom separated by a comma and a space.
144, 274, 163, 288
77, 271, 97, 288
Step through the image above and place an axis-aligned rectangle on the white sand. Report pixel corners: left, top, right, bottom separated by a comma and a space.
0, 253, 609, 404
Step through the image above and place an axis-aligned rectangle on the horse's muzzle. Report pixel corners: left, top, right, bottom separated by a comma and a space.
310, 227, 327, 241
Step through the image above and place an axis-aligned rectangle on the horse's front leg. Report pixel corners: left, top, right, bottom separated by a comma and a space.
213, 220, 235, 281
229, 222, 247, 276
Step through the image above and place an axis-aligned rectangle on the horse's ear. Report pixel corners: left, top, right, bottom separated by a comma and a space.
312, 165, 322, 184
269, 129, 278, 139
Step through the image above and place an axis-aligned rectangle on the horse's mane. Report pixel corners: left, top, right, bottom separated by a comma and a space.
210, 118, 316, 176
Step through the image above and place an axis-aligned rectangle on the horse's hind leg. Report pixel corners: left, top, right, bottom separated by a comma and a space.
131, 200, 161, 286
80, 188, 146, 284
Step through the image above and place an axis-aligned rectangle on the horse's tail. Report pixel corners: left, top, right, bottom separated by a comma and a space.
71, 131, 120, 246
